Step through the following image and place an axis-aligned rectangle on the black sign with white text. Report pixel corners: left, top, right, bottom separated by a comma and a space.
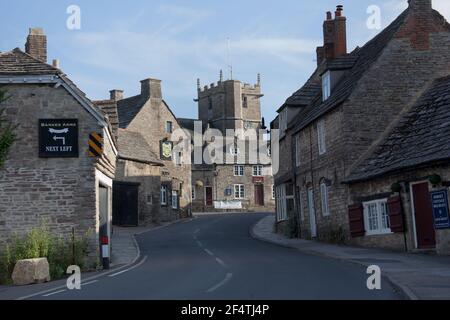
39, 119, 79, 158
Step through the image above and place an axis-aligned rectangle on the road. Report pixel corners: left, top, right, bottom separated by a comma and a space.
26, 213, 401, 300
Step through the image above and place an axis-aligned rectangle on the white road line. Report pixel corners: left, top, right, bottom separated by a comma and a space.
196, 241, 203, 248
204, 249, 215, 257
108, 255, 148, 278
215, 257, 227, 268
194, 228, 200, 235
206, 273, 233, 293
82, 280, 99, 286
42, 289, 66, 297
193, 235, 197, 240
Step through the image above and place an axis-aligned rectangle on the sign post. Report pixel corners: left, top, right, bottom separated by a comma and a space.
430, 190, 450, 230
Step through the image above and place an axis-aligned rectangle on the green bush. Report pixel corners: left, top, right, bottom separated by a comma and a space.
0, 223, 90, 284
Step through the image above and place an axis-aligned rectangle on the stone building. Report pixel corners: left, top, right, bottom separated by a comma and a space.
273, 0, 450, 255
0, 28, 117, 266
181, 76, 275, 212
96, 78, 192, 224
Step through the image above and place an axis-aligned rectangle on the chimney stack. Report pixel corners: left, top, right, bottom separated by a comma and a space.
408, 0, 432, 13
140, 78, 162, 99
316, 5, 347, 65
110, 89, 124, 101
25, 28, 47, 63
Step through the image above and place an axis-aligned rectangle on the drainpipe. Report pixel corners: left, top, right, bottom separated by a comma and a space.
400, 183, 408, 253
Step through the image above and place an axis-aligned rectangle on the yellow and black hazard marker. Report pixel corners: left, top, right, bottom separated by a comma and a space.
88, 132, 103, 157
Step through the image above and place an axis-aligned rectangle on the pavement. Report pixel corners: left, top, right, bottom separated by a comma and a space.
1, 213, 402, 300
251, 215, 450, 300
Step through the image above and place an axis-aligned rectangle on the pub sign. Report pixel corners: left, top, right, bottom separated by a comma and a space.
160, 140, 173, 161
430, 190, 450, 229
39, 119, 79, 158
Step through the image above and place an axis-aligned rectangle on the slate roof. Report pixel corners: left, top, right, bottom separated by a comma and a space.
0, 48, 61, 75
117, 95, 146, 128
117, 129, 162, 165
288, 9, 411, 133
345, 75, 450, 183
94, 99, 120, 137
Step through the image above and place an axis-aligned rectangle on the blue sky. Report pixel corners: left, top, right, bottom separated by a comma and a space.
1, 0, 450, 122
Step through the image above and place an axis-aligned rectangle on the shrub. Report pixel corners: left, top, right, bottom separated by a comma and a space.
0, 223, 90, 284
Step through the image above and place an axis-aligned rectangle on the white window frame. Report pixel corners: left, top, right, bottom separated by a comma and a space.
252, 165, 263, 177
272, 185, 275, 200
295, 134, 301, 167
234, 184, 245, 199
160, 186, 167, 206
230, 145, 240, 155
166, 121, 173, 134
317, 119, 327, 155
172, 191, 179, 210
192, 186, 196, 200
322, 71, 331, 101
234, 165, 244, 176
363, 199, 392, 236
320, 182, 330, 217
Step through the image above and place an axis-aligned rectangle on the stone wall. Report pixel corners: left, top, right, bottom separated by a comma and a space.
0, 83, 116, 267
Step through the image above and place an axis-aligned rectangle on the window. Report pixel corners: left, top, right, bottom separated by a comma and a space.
295, 134, 301, 167
322, 71, 331, 101
320, 182, 330, 216
276, 185, 289, 222
166, 121, 173, 134
172, 191, 179, 210
363, 199, 391, 235
192, 187, 196, 200
243, 96, 248, 108
230, 145, 240, 155
160, 186, 167, 206
279, 109, 288, 134
234, 185, 245, 199
175, 151, 182, 166
253, 165, 263, 177
317, 119, 326, 155
147, 194, 153, 205
234, 165, 244, 176
272, 185, 275, 199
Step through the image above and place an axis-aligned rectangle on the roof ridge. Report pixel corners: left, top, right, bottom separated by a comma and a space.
12, 47, 62, 74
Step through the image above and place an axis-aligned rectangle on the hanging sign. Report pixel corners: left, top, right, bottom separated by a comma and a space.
430, 190, 450, 229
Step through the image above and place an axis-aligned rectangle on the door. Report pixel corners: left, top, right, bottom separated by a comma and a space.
113, 181, 139, 227
254, 184, 265, 206
205, 187, 213, 206
308, 188, 317, 237
412, 183, 436, 249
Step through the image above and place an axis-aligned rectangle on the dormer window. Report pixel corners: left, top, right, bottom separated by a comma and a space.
322, 71, 331, 101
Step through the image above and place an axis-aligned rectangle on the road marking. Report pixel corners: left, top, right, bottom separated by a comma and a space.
108, 255, 148, 278
42, 289, 66, 297
215, 257, 227, 268
82, 280, 99, 286
196, 240, 203, 248
206, 273, 233, 293
194, 228, 200, 235
204, 249, 215, 257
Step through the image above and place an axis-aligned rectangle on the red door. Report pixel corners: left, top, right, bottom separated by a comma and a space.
205, 187, 213, 206
412, 183, 436, 249
254, 185, 265, 206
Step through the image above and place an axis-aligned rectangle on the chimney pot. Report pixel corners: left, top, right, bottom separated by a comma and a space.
25, 27, 47, 63
335, 5, 344, 17
326, 11, 332, 20
52, 59, 60, 69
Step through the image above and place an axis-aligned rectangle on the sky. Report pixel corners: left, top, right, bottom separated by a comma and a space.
1, 0, 450, 122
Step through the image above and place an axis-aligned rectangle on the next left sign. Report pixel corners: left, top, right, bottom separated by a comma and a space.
39, 119, 79, 158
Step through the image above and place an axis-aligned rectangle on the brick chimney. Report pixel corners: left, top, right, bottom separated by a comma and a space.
110, 89, 124, 101
316, 5, 347, 65
25, 28, 47, 63
140, 78, 162, 99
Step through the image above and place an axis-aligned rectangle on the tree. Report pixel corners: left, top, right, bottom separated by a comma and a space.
0, 89, 15, 168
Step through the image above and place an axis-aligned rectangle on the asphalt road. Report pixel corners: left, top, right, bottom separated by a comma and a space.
26, 213, 401, 300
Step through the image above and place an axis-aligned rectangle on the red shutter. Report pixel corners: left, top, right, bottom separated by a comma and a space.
348, 203, 365, 238
387, 196, 405, 233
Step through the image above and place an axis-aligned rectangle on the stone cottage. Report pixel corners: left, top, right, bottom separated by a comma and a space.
180, 76, 275, 213
96, 78, 192, 224
273, 0, 450, 256
0, 28, 117, 266
344, 75, 450, 255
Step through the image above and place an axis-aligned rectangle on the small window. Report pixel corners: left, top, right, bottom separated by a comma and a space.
363, 199, 391, 235
234, 185, 245, 199
320, 182, 330, 217
147, 194, 153, 205
243, 96, 248, 108
252, 165, 263, 177
234, 165, 244, 176
192, 186, 196, 200
172, 191, 179, 210
317, 119, 326, 155
272, 185, 275, 199
175, 151, 182, 166
160, 186, 167, 206
295, 134, 301, 167
322, 71, 331, 101
230, 145, 240, 155
166, 121, 173, 134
